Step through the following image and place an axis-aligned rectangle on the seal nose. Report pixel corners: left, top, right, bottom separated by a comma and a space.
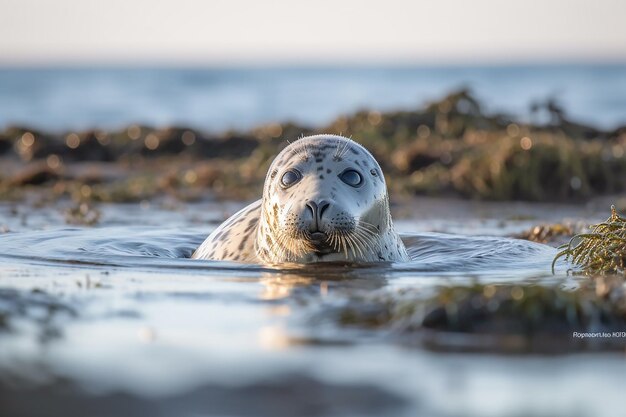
306, 200, 331, 231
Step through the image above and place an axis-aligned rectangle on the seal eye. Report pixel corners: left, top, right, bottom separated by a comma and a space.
280, 169, 302, 188
339, 169, 363, 187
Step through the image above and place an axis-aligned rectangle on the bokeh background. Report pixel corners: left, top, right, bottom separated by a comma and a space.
2, 0, 626, 131
1, 0, 626, 206
2, 3, 626, 417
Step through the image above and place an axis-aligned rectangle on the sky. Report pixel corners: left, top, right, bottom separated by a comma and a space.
1, 0, 625, 65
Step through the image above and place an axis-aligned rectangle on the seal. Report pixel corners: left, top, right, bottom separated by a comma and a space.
192, 134, 409, 264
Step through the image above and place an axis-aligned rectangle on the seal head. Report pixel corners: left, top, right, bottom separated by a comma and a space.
255, 135, 408, 263
192, 134, 408, 263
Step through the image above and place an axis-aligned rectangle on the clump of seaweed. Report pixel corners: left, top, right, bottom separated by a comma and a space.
553, 205, 626, 274
515, 223, 577, 245
325, 278, 626, 353
2, 90, 626, 203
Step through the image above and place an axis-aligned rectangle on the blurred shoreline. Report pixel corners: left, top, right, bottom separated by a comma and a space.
1, 89, 625, 205
2, 64, 626, 131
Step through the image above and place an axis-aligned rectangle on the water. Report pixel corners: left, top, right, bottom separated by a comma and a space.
1, 65, 626, 132
1, 198, 624, 416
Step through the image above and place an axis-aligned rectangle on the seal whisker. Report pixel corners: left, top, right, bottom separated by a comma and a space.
339, 139, 352, 159
337, 231, 349, 258
356, 224, 378, 240
344, 232, 356, 258
356, 229, 376, 257
359, 223, 379, 233
290, 139, 309, 162
349, 235, 364, 258
354, 220, 380, 246
269, 233, 287, 262
300, 141, 311, 162
343, 232, 359, 259
330, 231, 342, 255
290, 230, 308, 260
349, 233, 366, 259
353, 228, 376, 254
328, 231, 337, 251
359, 229, 379, 250
357, 220, 380, 233
333, 142, 343, 160
345, 229, 364, 256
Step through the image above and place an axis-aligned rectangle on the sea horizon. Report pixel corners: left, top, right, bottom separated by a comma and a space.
1, 63, 625, 132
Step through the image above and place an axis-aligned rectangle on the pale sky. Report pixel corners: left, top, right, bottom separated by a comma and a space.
1, 0, 625, 65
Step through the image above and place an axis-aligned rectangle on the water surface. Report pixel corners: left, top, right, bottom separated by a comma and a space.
0, 198, 624, 417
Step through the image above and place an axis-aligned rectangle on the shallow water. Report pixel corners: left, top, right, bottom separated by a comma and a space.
0, 198, 624, 417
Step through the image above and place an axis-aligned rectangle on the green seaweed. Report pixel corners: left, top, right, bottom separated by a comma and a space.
515, 223, 577, 244
553, 205, 626, 274
1, 90, 625, 203
329, 278, 626, 352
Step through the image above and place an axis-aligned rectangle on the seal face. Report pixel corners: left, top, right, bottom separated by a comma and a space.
192, 134, 409, 264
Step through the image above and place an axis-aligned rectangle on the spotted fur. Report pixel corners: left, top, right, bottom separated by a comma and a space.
192, 134, 409, 264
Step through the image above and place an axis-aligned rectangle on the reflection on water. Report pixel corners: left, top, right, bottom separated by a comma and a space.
0, 202, 623, 417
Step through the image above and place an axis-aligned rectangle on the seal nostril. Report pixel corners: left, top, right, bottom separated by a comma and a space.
306, 200, 330, 221
318, 200, 330, 219
306, 201, 319, 231
306, 201, 318, 217
306, 200, 331, 231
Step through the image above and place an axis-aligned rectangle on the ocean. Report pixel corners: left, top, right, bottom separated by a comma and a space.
0, 64, 625, 132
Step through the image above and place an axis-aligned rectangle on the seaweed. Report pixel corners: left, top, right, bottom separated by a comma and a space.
553, 205, 626, 274
327, 278, 626, 352
515, 223, 577, 245
1, 90, 625, 203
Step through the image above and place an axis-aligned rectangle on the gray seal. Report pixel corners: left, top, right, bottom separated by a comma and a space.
192, 134, 409, 263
